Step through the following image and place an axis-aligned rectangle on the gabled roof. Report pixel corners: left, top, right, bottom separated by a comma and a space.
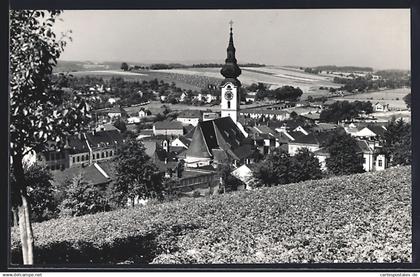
51, 162, 111, 186
67, 135, 89, 154
291, 131, 332, 146
185, 117, 250, 161
178, 110, 202, 119
85, 130, 124, 149
177, 136, 191, 147
154, 120, 183, 130
366, 125, 387, 137
355, 140, 373, 153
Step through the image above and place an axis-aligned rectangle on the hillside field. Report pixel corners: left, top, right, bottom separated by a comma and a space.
333, 88, 411, 110
64, 66, 340, 97
11, 166, 411, 265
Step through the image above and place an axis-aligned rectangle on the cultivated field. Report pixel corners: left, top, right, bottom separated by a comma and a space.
332, 88, 411, 110
65, 66, 340, 98
11, 166, 411, 264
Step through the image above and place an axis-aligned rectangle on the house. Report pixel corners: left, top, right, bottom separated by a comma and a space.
176, 110, 202, 126
106, 106, 127, 121
374, 102, 389, 112
185, 117, 256, 168
170, 136, 191, 149
137, 129, 154, 140
153, 120, 184, 136
37, 128, 124, 171
107, 97, 120, 105
127, 116, 141, 124
240, 108, 290, 121
310, 123, 338, 133
172, 167, 220, 197
51, 162, 113, 187
288, 132, 333, 156
300, 113, 321, 123
231, 163, 259, 190
138, 108, 152, 118
203, 111, 220, 121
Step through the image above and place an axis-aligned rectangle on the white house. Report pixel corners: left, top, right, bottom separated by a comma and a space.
177, 110, 202, 126
231, 164, 258, 190
170, 136, 191, 149
374, 102, 389, 112
138, 108, 151, 118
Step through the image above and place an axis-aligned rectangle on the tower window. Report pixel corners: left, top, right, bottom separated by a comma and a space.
227, 101, 231, 109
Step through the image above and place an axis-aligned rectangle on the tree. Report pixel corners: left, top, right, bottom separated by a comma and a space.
253, 149, 292, 187
325, 133, 365, 175
217, 164, 244, 193
403, 93, 411, 109
60, 174, 110, 217
113, 118, 127, 133
383, 118, 411, 166
10, 10, 90, 264
288, 148, 323, 182
11, 164, 58, 224
120, 62, 129, 71
111, 139, 164, 206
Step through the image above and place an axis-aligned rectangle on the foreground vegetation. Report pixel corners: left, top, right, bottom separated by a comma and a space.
11, 166, 411, 264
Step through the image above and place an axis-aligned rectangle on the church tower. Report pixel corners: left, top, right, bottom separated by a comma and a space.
220, 21, 241, 124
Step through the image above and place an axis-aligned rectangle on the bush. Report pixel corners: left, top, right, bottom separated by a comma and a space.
11, 167, 411, 264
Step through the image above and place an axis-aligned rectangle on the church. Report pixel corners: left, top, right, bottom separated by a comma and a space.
184, 24, 257, 168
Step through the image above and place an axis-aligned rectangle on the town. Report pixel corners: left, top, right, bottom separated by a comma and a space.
24, 25, 411, 207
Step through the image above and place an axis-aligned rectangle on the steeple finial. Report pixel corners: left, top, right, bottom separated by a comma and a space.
229, 20, 234, 32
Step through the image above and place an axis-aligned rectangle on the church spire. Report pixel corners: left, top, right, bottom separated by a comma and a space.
221, 21, 241, 80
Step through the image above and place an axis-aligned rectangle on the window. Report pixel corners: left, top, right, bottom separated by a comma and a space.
227, 101, 231, 109
106, 151, 109, 158
81, 155, 85, 162
96, 153, 100, 159
72, 157, 75, 163
101, 152, 105, 158
378, 159, 383, 167
77, 156, 80, 162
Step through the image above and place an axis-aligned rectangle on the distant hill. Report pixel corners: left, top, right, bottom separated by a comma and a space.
11, 166, 411, 264
311, 65, 374, 72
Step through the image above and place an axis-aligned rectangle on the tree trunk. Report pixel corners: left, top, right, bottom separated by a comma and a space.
13, 153, 34, 265
18, 194, 34, 264
12, 207, 18, 227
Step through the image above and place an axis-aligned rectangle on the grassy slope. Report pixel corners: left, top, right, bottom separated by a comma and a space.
11, 166, 411, 264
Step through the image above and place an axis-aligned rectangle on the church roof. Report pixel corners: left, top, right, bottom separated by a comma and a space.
186, 117, 250, 161
185, 124, 212, 158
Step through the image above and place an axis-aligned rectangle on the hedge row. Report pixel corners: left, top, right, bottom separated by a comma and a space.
11, 166, 411, 264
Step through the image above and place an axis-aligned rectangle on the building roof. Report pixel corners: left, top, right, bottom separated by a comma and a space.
291, 131, 333, 146
355, 140, 373, 153
366, 125, 387, 137
241, 108, 290, 116
154, 120, 184, 130
51, 162, 111, 187
186, 117, 252, 161
178, 110, 202, 119
85, 130, 124, 150
185, 124, 212, 158
67, 135, 89, 154
177, 136, 192, 147
253, 125, 276, 135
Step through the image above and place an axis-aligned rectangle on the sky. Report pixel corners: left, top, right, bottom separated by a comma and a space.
52, 9, 411, 70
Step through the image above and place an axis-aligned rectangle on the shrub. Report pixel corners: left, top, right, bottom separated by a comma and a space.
11, 167, 411, 264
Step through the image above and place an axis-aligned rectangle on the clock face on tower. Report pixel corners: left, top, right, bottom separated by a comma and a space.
224, 91, 233, 100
